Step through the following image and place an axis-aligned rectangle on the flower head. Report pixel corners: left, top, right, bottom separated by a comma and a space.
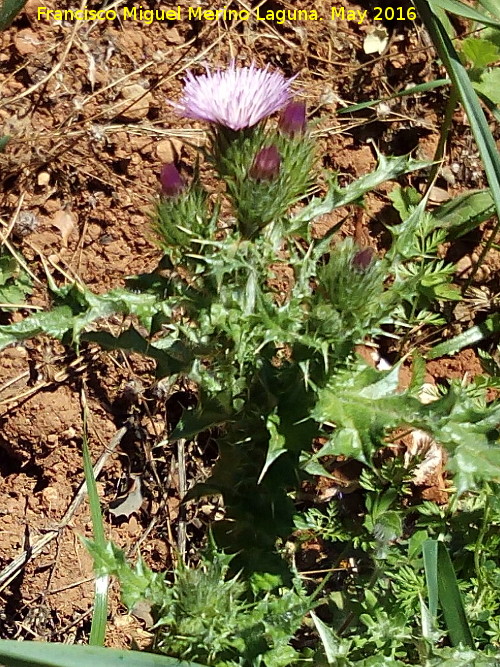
160, 163, 184, 197
249, 145, 281, 181
279, 101, 307, 136
173, 61, 295, 131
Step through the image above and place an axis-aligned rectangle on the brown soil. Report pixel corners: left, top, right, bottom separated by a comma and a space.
0, 0, 499, 649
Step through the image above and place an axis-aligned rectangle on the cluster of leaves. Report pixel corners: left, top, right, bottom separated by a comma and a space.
87, 537, 312, 667
459, 12, 500, 117
294, 476, 500, 664
1, 109, 500, 665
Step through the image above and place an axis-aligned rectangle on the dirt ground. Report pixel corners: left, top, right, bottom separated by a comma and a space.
0, 0, 499, 649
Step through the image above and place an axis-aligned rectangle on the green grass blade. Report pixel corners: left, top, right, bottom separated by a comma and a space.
338, 79, 450, 114
422, 540, 439, 620
0, 641, 206, 667
0, 0, 27, 30
431, 0, 500, 28
477, 0, 500, 19
436, 542, 475, 647
81, 395, 108, 646
426, 314, 500, 359
423, 540, 474, 647
415, 0, 500, 273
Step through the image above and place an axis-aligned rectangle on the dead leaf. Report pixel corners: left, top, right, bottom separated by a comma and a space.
109, 474, 143, 518
428, 186, 451, 203
84, 46, 97, 91
51, 209, 76, 247
131, 600, 154, 627
363, 26, 389, 55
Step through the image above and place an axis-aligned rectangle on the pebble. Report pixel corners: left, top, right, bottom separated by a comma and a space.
119, 84, 153, 121
455, 255, 472, 275
156, 138, 183, 163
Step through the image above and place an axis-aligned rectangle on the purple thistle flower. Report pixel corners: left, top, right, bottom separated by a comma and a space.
279, 101, 307, 136
160, 163, 184, 197
250, 145, 281, 181
173, 61, 295, 131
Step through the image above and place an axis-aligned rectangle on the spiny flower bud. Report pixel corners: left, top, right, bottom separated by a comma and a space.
160, 163, 184, 197
352, 247, 375, 272
249, 145, 281, 181
279, 101, 307, 136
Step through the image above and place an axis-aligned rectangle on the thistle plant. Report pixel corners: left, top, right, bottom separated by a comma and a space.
2, 56, 500, 665
141, 61, 500, 578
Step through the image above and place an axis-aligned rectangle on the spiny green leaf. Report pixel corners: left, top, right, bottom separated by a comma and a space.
291, 154, 432, 229
313, 363, 422, 464
83, 327, 192, 378
314, 362, 500, 491
0, 306, 76, 349
310, 611, 351, 665
389, 186, 421, 221
338, 79, 450, 115
170, 397, 233, 441
258, 412, 287, 484
0, 286, 164, 351
427, 314, 500, 359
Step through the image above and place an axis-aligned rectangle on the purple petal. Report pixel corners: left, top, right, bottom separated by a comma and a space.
250, 145, 281, 181
172, 61, 296, 131
279, 101, 307, 136
160, 163, 184, 197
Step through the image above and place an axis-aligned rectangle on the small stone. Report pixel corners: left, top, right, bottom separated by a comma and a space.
441, 166, 456, 186
25, 0, 53, 22
428, 186, 450, 203
13, 29, 41, 56
455, 255, 472, 276
41, 486, 58, 507
166, 27, 183, 44
119, 84, 153, 121
14, 211, 38, 237
37, 171, 50, 187
156, 138, 182, 163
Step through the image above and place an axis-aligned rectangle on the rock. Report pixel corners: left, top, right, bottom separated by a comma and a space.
455, 255, 472, 276
156, 138, 183, 163
166, 27, 184, 44
37, 171, 50, 187
13, 28, 41, 56
25, 0, 53, 22
119, 84, 153, 121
